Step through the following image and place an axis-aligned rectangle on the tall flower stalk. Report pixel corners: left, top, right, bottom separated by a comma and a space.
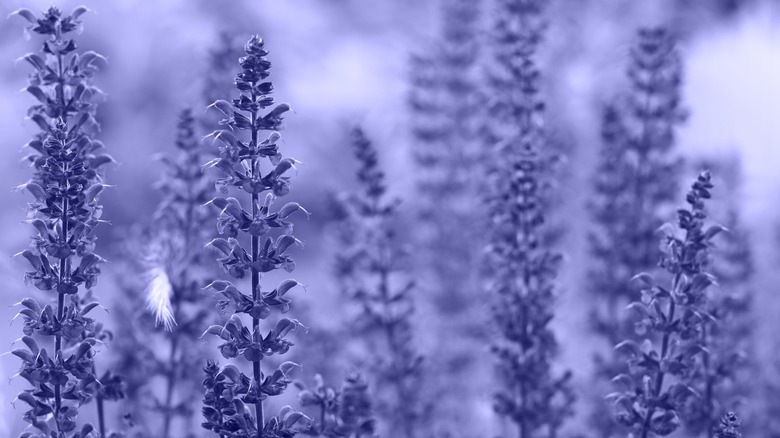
200, 35, 310, 438
111, 109, 217, 436
609, 171, 725, 438
10, 6, 120, 437
587, 26, 686, 437
407, 1, 484, 430
332, 128, 425, 438
153, 108, 216, 436
484, 1, 574, 436
684, 162, 754, 438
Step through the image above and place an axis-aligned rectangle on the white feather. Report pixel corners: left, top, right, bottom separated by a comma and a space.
145, 267, 177, 331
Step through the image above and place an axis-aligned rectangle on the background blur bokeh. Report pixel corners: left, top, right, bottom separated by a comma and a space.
2, 0, 780, 436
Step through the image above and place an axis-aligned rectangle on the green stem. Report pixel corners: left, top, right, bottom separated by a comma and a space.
54, 34, 69, 430
96, 393, 105, 437
163, 336, 180, 438
250, 102, 264, 437
54, 162, 69, 431
640, 298, 676, 438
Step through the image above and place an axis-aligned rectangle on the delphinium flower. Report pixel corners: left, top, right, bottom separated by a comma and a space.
609, 171, 725, 438
483, 2, 575, 436
10, 6, 124, 437
407, 1, 485, 431
295, 373, 378, 438
200, 35, 311, 438
332, 127, 425, 438
683, 162, 754, 438
587, 26, 686, 437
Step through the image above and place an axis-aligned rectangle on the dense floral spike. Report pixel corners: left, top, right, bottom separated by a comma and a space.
683, 163, 755, 438
484, 1, 574, 436
296, 373, 378, 438
201, 35, 311, 438
332, 128, 425, 438
407, 1, 484, 431
9, 6, 126, 438
609, 171, 726, 438
587, 26, 687, 437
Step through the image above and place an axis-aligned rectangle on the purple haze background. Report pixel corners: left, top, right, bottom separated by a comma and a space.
1, 0, 780, 436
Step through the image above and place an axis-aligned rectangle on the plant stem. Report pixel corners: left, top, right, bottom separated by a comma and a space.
702, 323, 714, 438
53, 38, 68, 432
250, 104, 264, 437
640, 297, 676, 438
163, 336, 180, 438
377, 260, 415, 438
319, 402, 326, 433
54, 165, 70, 430
97, 393, 106, 437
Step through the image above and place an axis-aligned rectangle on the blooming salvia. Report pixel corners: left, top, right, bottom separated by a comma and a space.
295, 373, 378, 438
332, 127, 425, 438
609, 171, 726, 438
407, 1, 485, 432
587, 26, 687, 437
483, 1, 574, 436
683, 162, 755, 438
201, 35, 311, 438
10, 6, 125, 437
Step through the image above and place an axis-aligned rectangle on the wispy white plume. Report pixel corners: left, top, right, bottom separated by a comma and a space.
145, 266, 177, 331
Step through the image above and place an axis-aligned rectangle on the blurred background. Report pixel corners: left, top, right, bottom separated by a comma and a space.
1, 0, 780, 437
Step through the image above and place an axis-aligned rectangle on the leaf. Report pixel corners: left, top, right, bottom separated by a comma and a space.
218, 364, 242, 382
91, 154, 115, 168
78, 51, 108, 70
614, 340, 640, 355
272, 318, 299, 338
84, 184, 111, 204
264, 103, 292, 121
19, 53, 46, 71
8, 8, 36, 23
15, 298, 41, 313
204, 129, 238, 147
270, 158, 297, 178
278, 202, 310, 219
610, 373, 634, 389
630, 272, 654, 287
29, 114, 50, 132
283, 410, 311, 429
276, 280, 302, 296
278, 361, 299, 376
207, 100, 235, 117
71, 6, 91, 20
25, 86, 49, 104
205, 238, 232, 255
275, 235, 300, 254
17, 181, 46, 202
704, 224, 729, 240
80, 302, 100, 316
201, 325, 228, 340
